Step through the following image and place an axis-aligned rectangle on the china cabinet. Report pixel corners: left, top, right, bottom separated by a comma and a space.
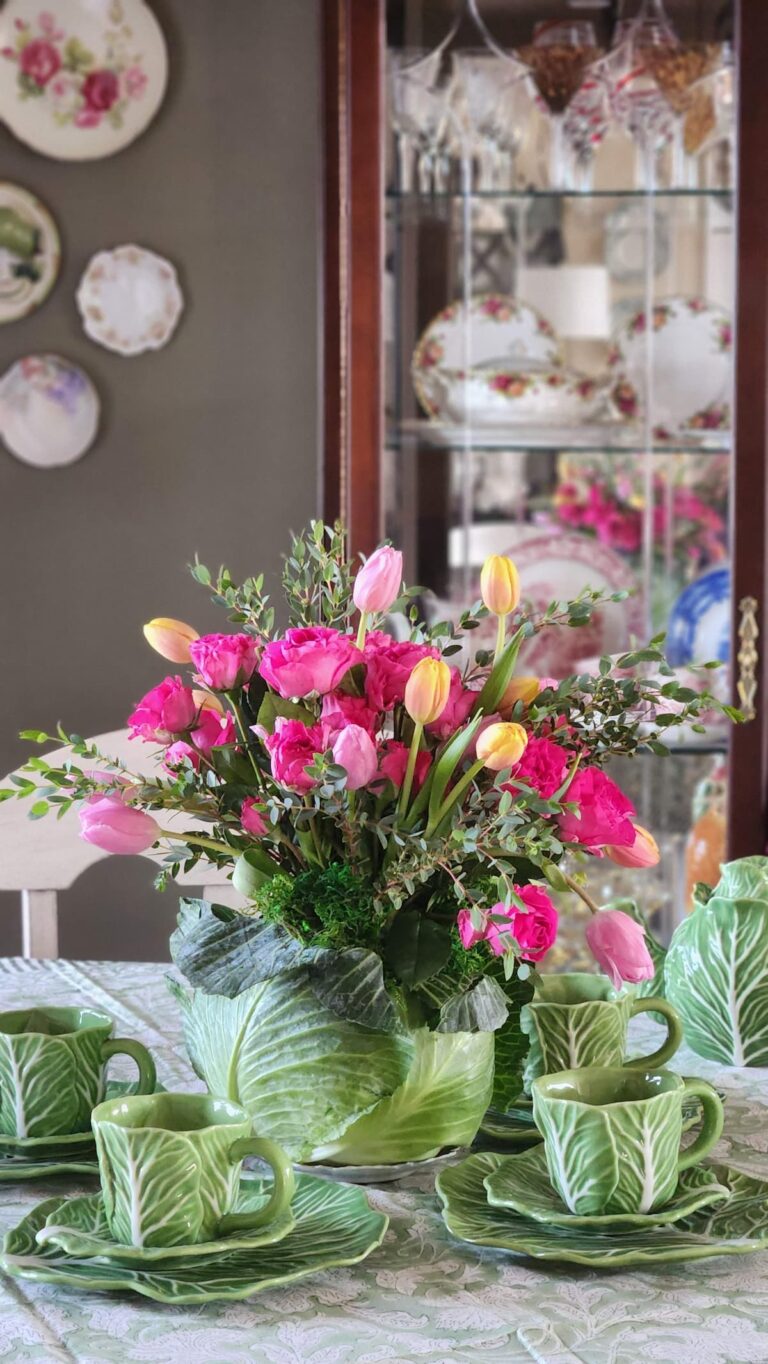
322, 0, 768, 936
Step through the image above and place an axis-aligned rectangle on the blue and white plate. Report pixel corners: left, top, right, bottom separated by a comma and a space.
666, 566, 730, 668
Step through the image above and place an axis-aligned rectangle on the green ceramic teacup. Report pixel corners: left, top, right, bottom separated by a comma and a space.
532, 1066, 724, 1216
91, 1091, 296, 1248
0, 1006, 156, 1139
521, 972, 683, 1091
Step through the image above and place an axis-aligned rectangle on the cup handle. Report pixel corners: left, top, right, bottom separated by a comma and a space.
677, 1078, 724, 1171
625, 997, 683, 1069
100, 1038, 156, 1096
218, 1136, 295, 1235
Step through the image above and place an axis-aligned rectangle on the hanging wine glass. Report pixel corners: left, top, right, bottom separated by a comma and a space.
607, 12, 676, 191
451, 50, 529, 191
389, 53, 455, 194
516, 20, 604, 190
634, 2, 720, 188
683, 43, 734, 189
563, 75, 611, 192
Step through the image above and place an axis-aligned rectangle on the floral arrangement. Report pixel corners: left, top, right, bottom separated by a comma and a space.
5, 524, 737, 1158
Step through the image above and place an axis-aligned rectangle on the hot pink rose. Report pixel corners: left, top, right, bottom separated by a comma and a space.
128, 676, 196, 743
353, 545, 403, 615
426, 667, 475, 740
504, 736, 568, 800
321, 691, 379, 737
265, 718, 325, 792
363, 631, 439, 711
259, 627, 360, 698
331, 724, 378, 790
20, 39, 60, 86
585, 908, 655, 990
241, 796, 268, 837
190, 708, 236, 756
82, 68, 119, 112
558, 767, 636, 850
79, 794, 160, 855
374, 739, 430, 793
189, 633, 259, 692
162, 741, 201, 773
457, 885, 558, 962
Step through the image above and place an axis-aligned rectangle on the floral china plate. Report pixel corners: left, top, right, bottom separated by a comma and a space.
36, 1189, 295, 1263
76, 245, 184, 356
0, 0, 168, 161
666, 564, 730, 668
436, 1154, 768, 1267
483, 1145, 730, 1228
0, 182, 60, 323
0, 353, 99, 467
427, 362, 606, 428
1, 1173, 389, 1304
0, 1078, 164, 1162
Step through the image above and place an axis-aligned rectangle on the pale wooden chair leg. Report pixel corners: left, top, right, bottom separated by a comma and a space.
21, 890, 59, 960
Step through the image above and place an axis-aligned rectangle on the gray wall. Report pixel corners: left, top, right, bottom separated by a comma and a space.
0, 0, 321, 958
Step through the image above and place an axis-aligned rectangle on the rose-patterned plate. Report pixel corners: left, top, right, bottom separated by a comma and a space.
0, 353, 99, 467
76, 244, 184, 356
0, 0, 167, 161
0, 182, 60, 323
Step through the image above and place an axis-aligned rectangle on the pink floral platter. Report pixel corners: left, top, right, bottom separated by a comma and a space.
0, 353, 99, 467
0, 0, 167, 161
76, 244, 183, 356
607, 296, 733, 440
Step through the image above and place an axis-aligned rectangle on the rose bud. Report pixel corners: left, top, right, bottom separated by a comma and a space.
585, 908, 655, 991
143, 617, 199, 664
79, 795, 160, 855
404, 657, 451, 726
480, 554, 520, 617
605, 823, 660, 869
476, 721, 528, 771
331, 724, 379, 790
353, 545, 403, 616
241, 796, 268, 837
189, 633, 260, 692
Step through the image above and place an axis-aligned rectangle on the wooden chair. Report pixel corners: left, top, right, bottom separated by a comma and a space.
0, 729, 242, 959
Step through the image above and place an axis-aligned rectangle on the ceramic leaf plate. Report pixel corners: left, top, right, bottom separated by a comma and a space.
293, 1148, 468, 1185
0, 1156, 98, 1183
483, 1145, 730, 1228
1, 1173, 389, 1304
76, 245, 184, 356
37, 1189, 295, 1263
436, 1154, 768, 1267
0, 1078, 164, 1160
0, 353, 99, 468
0, 0, 168, 161
0, 182, 60, 322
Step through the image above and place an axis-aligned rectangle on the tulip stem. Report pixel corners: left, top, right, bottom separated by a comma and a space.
159, 830, 233, 855
398, 722, 423, 816
426, 757, 485, 838
562, 870, 601, 916
355, 612, 368, 650
494, 613, 507, 665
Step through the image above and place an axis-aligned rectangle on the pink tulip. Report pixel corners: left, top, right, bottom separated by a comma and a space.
332, 724, 378, 790
189, 634, 260, 692
259, 627, 360, 699
585, 909, 655, 990
128, 676, 197, 743
163, 741, 201, 773
79, 795, 160, 855
605, 823, 660, 869
353, 546, 403, 615
241, 796, 268, 837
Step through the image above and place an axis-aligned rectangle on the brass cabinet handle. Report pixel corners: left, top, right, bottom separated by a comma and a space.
737, 596, 759, 722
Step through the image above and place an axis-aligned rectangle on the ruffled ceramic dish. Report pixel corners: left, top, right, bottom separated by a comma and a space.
0, 1078, 162, 1178
0, 353, 99, 468
0, 0, 168, 161
1, 1173, 389, 1304
76, 245, 184, 356
483, 1145, 730, 1228
436, 1154, 768, 1267
0, 182, 60, 323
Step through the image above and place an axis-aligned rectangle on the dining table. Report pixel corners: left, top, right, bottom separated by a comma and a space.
1, 954, 767, 1364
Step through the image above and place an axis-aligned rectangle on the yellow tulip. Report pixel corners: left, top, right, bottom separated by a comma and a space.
476, 721, 528, 772
192, 689, 224, 715
605, 823, 660, 869
143, 617, 199, 664
480, 555, 520, 617
500, 676, 539, 714
404, 657, 451, 726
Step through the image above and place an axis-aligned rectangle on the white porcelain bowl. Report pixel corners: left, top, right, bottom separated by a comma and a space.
429, 363, 606, 427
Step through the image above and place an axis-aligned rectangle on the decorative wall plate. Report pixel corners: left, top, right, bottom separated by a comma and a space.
76, 244, 184, 355
1, 1173, 389, 1305
412, 294, 562, 419
0, 182, 60, 322
0, 0, 168, 161
0, 353, 99, 467
428, 363, 606, 428
666, 565, 730, 667
608, 296, 733, 438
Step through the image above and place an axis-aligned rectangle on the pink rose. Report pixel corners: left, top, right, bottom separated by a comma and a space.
190, 708, 236, 756
374, 739, 430, 793
558, 768, 636, 850
426, 667, 475, 740
585, 908, 655, 990
457, 885, 558, 962
504, 736, 568, 800
20, 39, 60, 86
241, 796, 268, 837
189, 633, 259, 692
79, 794, 160, 855
82, 68, 119, 112
74, 107, 101, 127
363, 631, 439, 711
321, 691, 379, 737
265, 717, 325, 792
331, 724, 378, 790
259, 627, 360, 698
128, 676, 196, 743
124, 64, 148, 99
353, 545, 403, 615
162, 741, 201, 773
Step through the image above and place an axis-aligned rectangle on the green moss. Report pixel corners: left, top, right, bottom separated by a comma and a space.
255, 865, 379, 951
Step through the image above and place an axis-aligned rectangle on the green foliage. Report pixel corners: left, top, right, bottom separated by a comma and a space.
254, 866, 380, 951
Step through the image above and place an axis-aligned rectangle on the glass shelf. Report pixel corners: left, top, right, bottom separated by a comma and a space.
387, 421, 731, 455
387, 188, 734, 204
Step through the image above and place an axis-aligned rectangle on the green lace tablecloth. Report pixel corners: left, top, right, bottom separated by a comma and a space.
1, 957, 767, 1364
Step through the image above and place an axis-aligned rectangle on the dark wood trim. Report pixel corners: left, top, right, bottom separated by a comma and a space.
321, 0, 385, 556
728, 0, 768, 857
